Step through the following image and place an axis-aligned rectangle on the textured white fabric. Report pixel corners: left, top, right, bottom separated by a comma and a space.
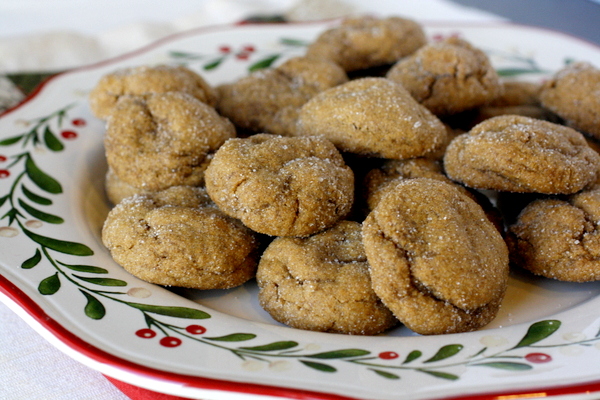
0, 1, 502, 399
0, 0, 503, 73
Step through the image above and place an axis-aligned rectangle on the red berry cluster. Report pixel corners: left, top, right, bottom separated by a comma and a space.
0, 154, 8, 178
219, 44, 256, 60
134, 324, 207, 348
60, 118, 86, 140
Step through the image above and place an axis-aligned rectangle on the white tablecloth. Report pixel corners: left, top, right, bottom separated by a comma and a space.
0, 1, 503, 399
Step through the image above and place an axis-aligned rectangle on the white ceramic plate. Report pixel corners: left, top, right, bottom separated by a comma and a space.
2, 20, 600, 400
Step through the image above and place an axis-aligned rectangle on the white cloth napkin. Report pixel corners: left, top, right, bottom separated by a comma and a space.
0, 1, 503, 399
0, 0, 503, 73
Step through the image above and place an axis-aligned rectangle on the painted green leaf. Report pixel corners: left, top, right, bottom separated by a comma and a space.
80, 290, 106, 320
403, 350, 422, 364
204, 57, 225, 70
472, 361, 532, 371
513, 320, 561, 349
424, 344, 464, 363
420, 370, 460, 380
307, 349, 370, 359
496, 67, 544, 77
21, 249, 42, 269
18, 199, 64, 224
22, 228, 94, 256
0, 134, 24, 146
57, 261, 107, 274
38, 273, 60, 295
371, 369, 400, 380
128, 303, 210, 319
22, 185, 52, 205
74, 275, 127, 287
0, 195, 8, 208
25, 156, 62, 194
205, 333, 256, 342
42, 126, 64, 152
2, 208, 21, 224
300, 360, 336, 373
279, 38, 310, 47
239, 341, 298, 352
249, 55, 280, 72
169, 51, 203, 60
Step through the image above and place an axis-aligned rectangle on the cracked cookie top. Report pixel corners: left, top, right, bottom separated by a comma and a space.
539, 62, 600, 140
386, 37, 502, 116
101, 186, 260, 289
443, 115, 600, 194
305, 15, 426, 72
507, 187, 600, 282
104, 91, 235, 192
256, 221, 397, 335
204, 134, 354, 237
362, 178, 509, 335
89, 64, 218, 120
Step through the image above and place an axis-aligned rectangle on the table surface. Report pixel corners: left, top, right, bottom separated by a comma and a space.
0, 1, 599, 400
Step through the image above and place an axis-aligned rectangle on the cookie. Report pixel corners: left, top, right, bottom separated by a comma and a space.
363, 158, 454, 211
296, 77, 448, 159
386, 37, 502, 116
89, 64, 218, 119
507, 188, 600, 282
362, 178, 509, 335
306, 16, 426, 72
539, 62, 600, 139
216, 56, 347, 136
204, 134, 354, 237
102, 186, 259, 289
443, 115, 600, 194
105, 92, 234, 192
257, 221, 397, 335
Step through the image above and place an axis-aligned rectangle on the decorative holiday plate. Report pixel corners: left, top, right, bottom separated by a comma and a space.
2, 19, 600, 400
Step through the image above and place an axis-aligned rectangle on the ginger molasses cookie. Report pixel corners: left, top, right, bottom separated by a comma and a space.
105, 92, 233, 192
539, 62, 600, 139
386, 37, 502, 116
362, 178, 509, 335
89, 64, 217, 119
306, 16, 426, 72
444, 115, 600, 194
257, 221, 397, 335
296, 77, 447, 159
102, 186, 259, 289
217, 56, 347, 136
507, 187, 600, 282
204, 134, 354, 237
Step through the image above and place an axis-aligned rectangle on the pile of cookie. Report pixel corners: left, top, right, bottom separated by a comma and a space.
93, 16, 600, 336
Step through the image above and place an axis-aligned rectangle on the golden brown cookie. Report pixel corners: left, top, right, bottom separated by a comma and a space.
306, 16, 426, 72
296, 77, 448, 159
204, 134, 354, 237
362, 178, 509, 335
363, 158, 453, 211
105, 92, 234, 192
539, 62, 600, 139
507, 188, 600, 282
216, 56, 347, 136
257, 221, 397, 335
386, 37, 502, 116
89, 64, 218, 119
102, 186, 259, 289
443, 115, 600, 194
